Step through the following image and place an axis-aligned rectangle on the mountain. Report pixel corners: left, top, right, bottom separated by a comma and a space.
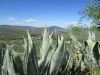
0, 25, 66, 40
47, 26, 66, 32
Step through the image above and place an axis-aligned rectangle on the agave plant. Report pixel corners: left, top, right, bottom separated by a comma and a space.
69, 30, 96, 73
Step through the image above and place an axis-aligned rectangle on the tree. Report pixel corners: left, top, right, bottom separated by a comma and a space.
82, 0, 100, 22
69, 23, 83, 34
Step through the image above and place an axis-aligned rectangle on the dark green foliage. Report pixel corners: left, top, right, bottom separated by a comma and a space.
13, 56, 24, 75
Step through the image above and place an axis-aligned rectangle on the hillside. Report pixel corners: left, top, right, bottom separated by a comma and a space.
0, 25, 66, 40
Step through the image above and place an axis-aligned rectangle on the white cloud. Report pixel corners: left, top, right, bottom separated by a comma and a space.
8, 17, 16, 21
7, 17, 20, 25
25, 18, 37, 23
3, 17, 61, 27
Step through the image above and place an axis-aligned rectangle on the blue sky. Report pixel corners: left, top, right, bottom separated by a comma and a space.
0, 0, 89, 27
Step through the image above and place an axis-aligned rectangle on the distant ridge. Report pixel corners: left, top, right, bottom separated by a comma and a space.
0, 25, 66, 31
0, 25, 66, 40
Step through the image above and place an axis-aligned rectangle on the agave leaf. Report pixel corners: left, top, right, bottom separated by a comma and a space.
23, 36, 27, 52
40, 28, 50, 60
50, 35, 65, 75
61, 51, 70, 75
58, 35, 61, 44
99, 42, 100, 55
27, 30, 33, 54
92, 31, 95, 41
49, 32, 54, 48
88, 31, 91, 40
23, 30, 38, 75
49, 32, 54, 40
2, 45, 16, 75
45, 47, 55, 67
38, 28, 52, 69
60, 44, 70, 75
85, 31, 98, 67
86, 31, 96, 61
87, 31, 96, 52
86, 39, 96, 54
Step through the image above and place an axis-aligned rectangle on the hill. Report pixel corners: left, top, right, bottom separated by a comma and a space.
0, 25, 66, 40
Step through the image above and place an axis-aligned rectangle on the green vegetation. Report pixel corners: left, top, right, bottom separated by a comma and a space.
0, 27, 100, 75
82, 0, 100, 21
